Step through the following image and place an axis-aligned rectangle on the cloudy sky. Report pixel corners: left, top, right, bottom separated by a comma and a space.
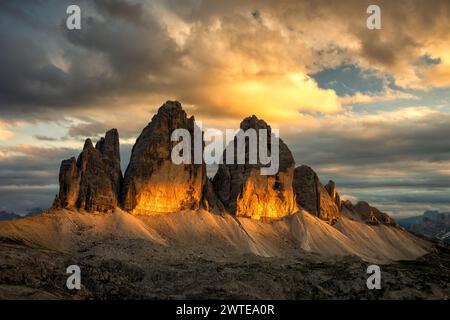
1, 0, 450, 217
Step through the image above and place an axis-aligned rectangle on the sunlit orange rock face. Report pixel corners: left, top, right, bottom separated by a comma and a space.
121, 101, 205, 215
213, 115, 298, 220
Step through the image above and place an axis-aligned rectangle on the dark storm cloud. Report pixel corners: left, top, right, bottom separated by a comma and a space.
281, 108, 450, 214
0, 186, 57, 214
64, 15, 179, 79
93, 0, 145, 26
338, 186, 450, 217
369, 191, 450, 205
0, 1, 51, 33
67, 120, 112, 139
0, 0, 182, 120
0, 30, 67, 110
314, 169, 450, 190
0, 28, 118, 120
287, 111, 450, 168
1, 0, 449, 121
0, 145, 78, 187
33, 135, 61, 142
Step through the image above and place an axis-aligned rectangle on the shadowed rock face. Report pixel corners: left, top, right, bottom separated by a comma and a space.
54, 129, 122, 213
342, 200, 397, 226
293, 165, 340, 224
212, 115, 297, 220
202, 179, 226, 214
121, 101, 206, 214
95, 129, 122, 197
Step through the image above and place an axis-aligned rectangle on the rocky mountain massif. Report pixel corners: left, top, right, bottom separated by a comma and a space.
1, 101, 448, 300
213, 115, 297, 220
397, 211, 450, 244
121, 102, 205, 214
53, 129, 122, 213
52, 100, 394, 226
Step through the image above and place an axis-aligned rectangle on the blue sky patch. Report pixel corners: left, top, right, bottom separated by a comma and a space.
311, 64, 389, 96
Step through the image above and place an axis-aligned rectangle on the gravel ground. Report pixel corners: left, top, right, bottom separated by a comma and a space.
0, 238, 448, 300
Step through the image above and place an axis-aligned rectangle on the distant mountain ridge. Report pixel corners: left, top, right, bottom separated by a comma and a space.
397, 211, 450, 244
0, 211, 21, 221
0, 208, 43, 221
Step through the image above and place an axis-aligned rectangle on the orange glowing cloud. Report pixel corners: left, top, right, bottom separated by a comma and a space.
182, 72, 343, 123
0, 121, 15, 141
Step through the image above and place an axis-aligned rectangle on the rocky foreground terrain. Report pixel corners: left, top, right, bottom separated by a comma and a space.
0, 101, 448, 300
0, 228, 449, 300
0, 209, 448, 300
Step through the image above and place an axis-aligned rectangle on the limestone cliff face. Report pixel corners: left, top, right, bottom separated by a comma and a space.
212, 115, 297, 220
54, 129, 122, 213
121, 101, 205, 215
325, 180, 342, 211
201, 179, 226, 214
51, 100, 397, 227
56, 157, 80, 209
95, 129, 122, 197
293, 165, 340, 224
342, 200, 397, 226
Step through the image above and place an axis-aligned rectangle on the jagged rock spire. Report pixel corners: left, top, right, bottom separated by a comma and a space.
325, 180, 342, 210
293, 165, 340, 224
212, 115, 297, 220
121, 101, 206, 214
342, 200, 397, 226
53, 129, 122, 213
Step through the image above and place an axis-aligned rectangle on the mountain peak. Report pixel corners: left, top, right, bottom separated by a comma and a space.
213, 115, 297, 220
122, 101, 205, 215
83, 138, 94, 150
240, 114, 270, 131
54, 129, 122, 213
293, 165, 340, 224
158, 100, 184, 114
